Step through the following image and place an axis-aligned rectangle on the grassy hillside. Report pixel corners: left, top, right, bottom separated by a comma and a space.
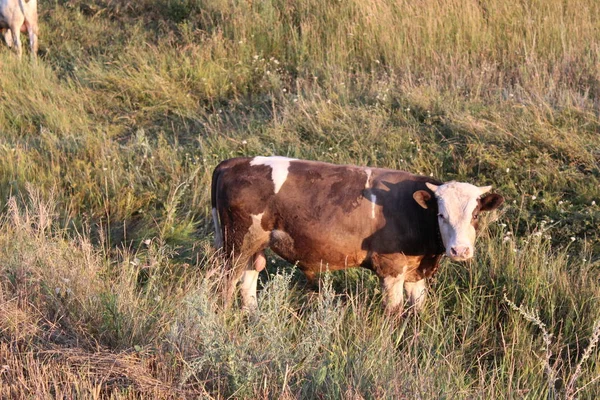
0, 0, 599, 398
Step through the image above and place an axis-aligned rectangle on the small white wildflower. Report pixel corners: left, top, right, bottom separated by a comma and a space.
271, 259, 276, 264
430, 173, 434, 177
242, 140, 247, 145
143, 239, 151, 246
592, 201, 596, 206
570, 237, 576, 242
506, 168, 510, 173
559, 201, 563, 205
531, 195, 537, 200
328, 147, 333, 151
55, 287, 61, 295
583, 258, 587, 262
499, 223, 507, 228
282, 88, 287, 92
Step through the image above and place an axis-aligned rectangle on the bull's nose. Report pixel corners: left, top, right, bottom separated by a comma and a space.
450, 246, 471, 259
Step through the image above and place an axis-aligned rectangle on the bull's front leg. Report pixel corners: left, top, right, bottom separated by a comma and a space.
404, 279, 428, 311
381, 273, 405, 315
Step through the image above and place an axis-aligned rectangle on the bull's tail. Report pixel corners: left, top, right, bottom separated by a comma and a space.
211, 165, 224, 249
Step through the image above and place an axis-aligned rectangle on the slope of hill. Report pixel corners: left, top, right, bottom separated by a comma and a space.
0, 0, 598, 398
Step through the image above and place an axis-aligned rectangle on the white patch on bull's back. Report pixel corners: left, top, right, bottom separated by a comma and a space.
250, 156, 294, 194
431, 181, 486, 260
364, 169, 376, 218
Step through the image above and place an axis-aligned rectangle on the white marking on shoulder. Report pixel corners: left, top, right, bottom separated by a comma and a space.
370, 193, 376, 219
250, 156, 294, 194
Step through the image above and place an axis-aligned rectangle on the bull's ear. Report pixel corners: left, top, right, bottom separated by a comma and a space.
413, 190, 432, 209
480, 193, 504, 211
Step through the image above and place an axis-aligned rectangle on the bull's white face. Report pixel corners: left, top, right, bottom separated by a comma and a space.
413, 181, 504, 261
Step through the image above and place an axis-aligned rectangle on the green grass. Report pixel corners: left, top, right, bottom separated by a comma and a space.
0, 0, 599, 398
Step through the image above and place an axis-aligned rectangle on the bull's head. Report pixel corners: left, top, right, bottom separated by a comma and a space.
413, 182, 504, 261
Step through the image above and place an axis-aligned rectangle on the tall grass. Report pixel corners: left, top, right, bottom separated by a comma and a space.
0, 189, 598, 398
0, 0, 599, 397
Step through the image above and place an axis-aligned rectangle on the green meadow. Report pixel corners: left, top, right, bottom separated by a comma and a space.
0, 0, 599, 398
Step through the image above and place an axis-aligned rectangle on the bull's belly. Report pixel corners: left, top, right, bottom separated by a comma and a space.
268, 228, 367, 273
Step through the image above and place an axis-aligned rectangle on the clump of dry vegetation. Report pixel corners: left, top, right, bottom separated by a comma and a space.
0, 0, 598, 398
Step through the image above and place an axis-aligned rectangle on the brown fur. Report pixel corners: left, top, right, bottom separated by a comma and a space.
211, 157, 502, 312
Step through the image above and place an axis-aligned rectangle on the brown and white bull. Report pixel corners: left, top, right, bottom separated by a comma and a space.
211, 156, 503, 314
0, 0, 38, 59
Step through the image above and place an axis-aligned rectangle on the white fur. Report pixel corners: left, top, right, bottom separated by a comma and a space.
239, 269, 259, 311
364, 168, 372, 188
427, 181, 491, 260
405, 279, 427, 310
382, 274, 405, 313
370, 194, 376, 219
250, 156, 294, 194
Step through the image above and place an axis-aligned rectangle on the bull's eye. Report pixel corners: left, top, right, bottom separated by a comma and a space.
437, 213, 446, 220
473, 214, 479, 220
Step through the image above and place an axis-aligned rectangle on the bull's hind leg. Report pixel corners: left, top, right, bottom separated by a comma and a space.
3, 29, 13, 48
9, 24, 22, 58
222, 212, 270, 310
239, 251, 266, 312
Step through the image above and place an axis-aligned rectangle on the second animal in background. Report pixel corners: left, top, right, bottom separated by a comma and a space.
0, 0, 39, 58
